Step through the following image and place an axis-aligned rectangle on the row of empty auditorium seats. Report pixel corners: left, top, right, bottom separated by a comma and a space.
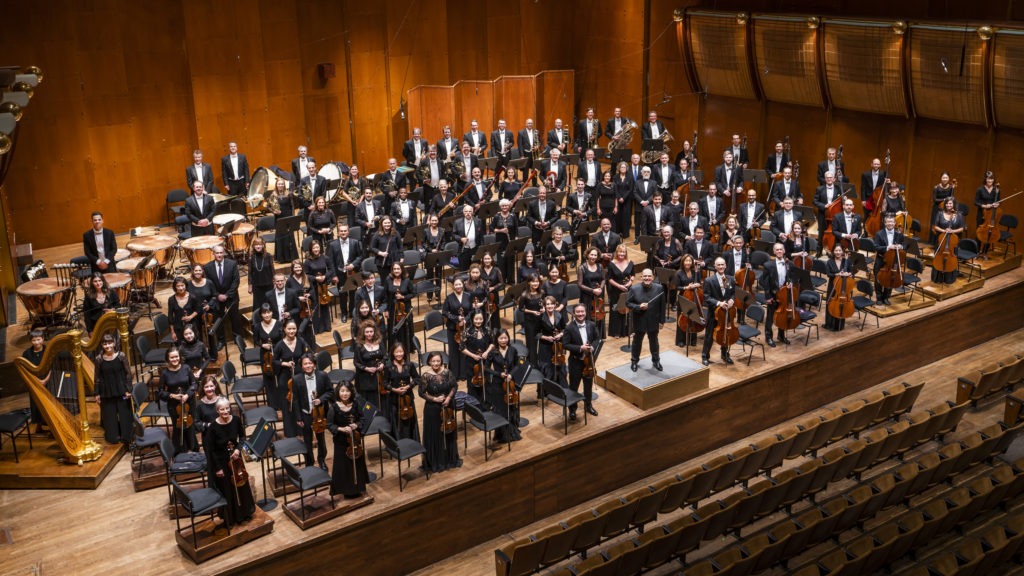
957, 353, 1024, 406
493, 381, 927, 576
681, 423, 1024, 576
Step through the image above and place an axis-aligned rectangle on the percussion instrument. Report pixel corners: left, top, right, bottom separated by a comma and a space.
227, 222, 256, 254
113, 248, 131, 263
319, 162, 343, 203
180, 236, 224, 267
117, 257, 158, 289
103, 272, 133, 304
16, 278, 73, 321
246, 166, 276, 211
126, 234, 177, 267
130, 226, 163, 238
212, 213, 245, 234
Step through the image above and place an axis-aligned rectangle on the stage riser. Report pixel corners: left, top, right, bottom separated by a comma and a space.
226, 280, 1024, 575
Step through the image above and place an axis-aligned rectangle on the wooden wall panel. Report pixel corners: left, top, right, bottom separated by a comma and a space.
762, 101, 828, 180
518, 0, 575, 72
991, 31, 1024, 129
446, 0, 489, 81
259, 0, 307, 170
829, 108, 913, 187
407, 86, 455, 142
494, 76, 536, 135
752, 17, 824, 107
296, 1, 353, 167
386, 0, 450, 144
485, 1, 524, 78
700, 95, 762, 174
536, 71, 574, 138
453, 81, 494, 138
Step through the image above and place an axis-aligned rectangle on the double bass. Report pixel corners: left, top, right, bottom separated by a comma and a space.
864, 150, 892, 238
876, 245, 907, 290
773, 281, 802, 333
826, 260, 856, 319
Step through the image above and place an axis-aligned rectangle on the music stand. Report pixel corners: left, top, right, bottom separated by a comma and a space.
654, 267, 676, 322
793, 206, 815, 224
548, 190, 567, 208
242, 418, 278, 511
509, 158, 529, 170
513, 197, 532, 214
506, 236, 531, 267
744, 169, 768, 184
478, 200, 500, 221
480, 156, 499, 176
403, 224, 424, 247
329, 203, 347, 220
614, 292, 633, 353
610, 148, 632, 165
637, 235, 659, 256
471, 242, 503, 263
510, 362, 532, 427
641, 138, 662, 156
574, 219, 600, 242
277, 213, 303, 258
424, 249, 455, 304
676, 298, 703, 357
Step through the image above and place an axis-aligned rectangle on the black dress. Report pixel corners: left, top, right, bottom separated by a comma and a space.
194, 397, 219, 437
254, 320, 283, 410
419, 369, 460, 472
187, 280, 218, 340
287, 274, 316, 345
204, 416, 255, 527
613, 174, 634, 236
442, 292, 473, 380
93, 352, 132, 445
930, 185, 955, 244
596, 182, 617, 218
607, 260, 634, 338
167, 292, 201, 344
518, 290, 544, 366
273, 337, 310, 438
385, 361, 421, 442
462, 328, 492, 407
653, 239, 683, 270
303, 256, 333, 334
931, 212, 964, 284
539, 311, 566, 384
248, 251, 275, 313
674, 268, 703, 346
369, 231, 403, 271
179, 339, 211, 375
385, 277, 414, 355
542, 279, 568, 311
275, 195, 299, 263
487, 346, 521, 442
354, 344, 386, 409
82, 291, 120, 334
517, 262, 546, 284
307, 208, 336, 249
326, 401, 369, 497
578, 263, 607, 337
481, 266, 504, 332
824, 258, 851, 331
159, 366, 197, 454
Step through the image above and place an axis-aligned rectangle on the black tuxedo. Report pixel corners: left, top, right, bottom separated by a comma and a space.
461, 180, 490, 207
702, 272, 737, 358
577, 159, 601, 189
770, 179, 802, 205
737, 202, 766, 239
770, 210, 800, 239
299, 174, 328, 203
831, 211, 863, 244
490, 129, 514, 158
526, 199, 558, 242
860, 170, 887, 202
684, 238, 715, 267
642, 205, 670, 236
604, 117, 631, 140
517, 128, 541, 158
402, 137, 429, 166
813, 184, 845, 253
328, 237, 363, 317
390, 198, 418, 234
626, 283, 664, 363
540, 159, 567, 190
220, 154, 250, 195
591, 231, 621, 259
82, 228, 118, 274
453, 152, 479, 181
264, 287, 302, 322
764, 153, 790, 175
651, 163, 677, 194
724, 145, 749, 167
576, 119, 601, 150
378, 169, 408, 194
760, 258, 792, 339
713, 163, 743, 194
546, 128, 570, 153
563, 319, 600, 414
436, 138, 459, 162
698, 195, 727, 226
354, 200, 383, 233
565, 191, 593, 220
291, 156, 316, 184
452, 216, 484, 255
183, 193, 217, 237
186, 162, 215, 193
679, 214, 710, 241
723, 249, 748, 277
640, 121, 666, 140
672, 170, 700, 189
204, 257, 242, 346
873, 227, 905, 300
816, 159, 848, 185
463, 131, 487, 155
633, 178, 656, 207
354, 285, 387, 315
291, 370, 333, 467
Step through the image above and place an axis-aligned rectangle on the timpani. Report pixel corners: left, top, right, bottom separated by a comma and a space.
126, 234, 177, 267
103, 272, 133, 305
114, 248, 131, 264
227, 222, 256, 254
16, 278, 73, 324
180, 236, 224, 268
117, 258, 159, 290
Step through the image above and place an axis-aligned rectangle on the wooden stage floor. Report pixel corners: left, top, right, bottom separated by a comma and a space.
0, 234, 1021, 574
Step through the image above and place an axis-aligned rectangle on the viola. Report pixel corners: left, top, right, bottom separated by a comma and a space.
311, 402, 327, 434
260, 342, 274, 376
713, 304, 740, 347
592, 294, 606, 322
931, 231, 959, 275
552, 336, 567, 366
582, 348, 596, 379
503, 373, 519, 406
398, 388, 415, 421
394, 298, 408, 324
471, 361, 484, 387
177, 401, 193, 429
299, 292, 313, 319
773, 282, 802, 332
317, 281, 332, 306
441, 405, 457, 434
377, 368, 389, 397
345, 413, 364, 459
487, 291, 498, 314
286, 377, 293, 405
826, 263, 856, 319
876, 246, 907, 289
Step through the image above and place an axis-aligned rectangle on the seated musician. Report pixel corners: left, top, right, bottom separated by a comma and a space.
429, 179, 456, 215
390, 185, 417, 238
760, 243, 793, 348
526, 185, 558, 243
770, 166, 802, 207
592, 218, 622, 264
874, 213, 906, 304
679, 202, 709, 243
737, 189, 766, 242
881, 181, 906, 216
83, 211, 117, 274
684, 226, 714, 269
462, 166, 490, 211
452, 204, 483, 270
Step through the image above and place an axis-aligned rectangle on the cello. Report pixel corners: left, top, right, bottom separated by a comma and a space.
773, 280, 802, 334
676, 276, 706, 334
826, 259, 856, 320
713, 303, 740, 352
931, 230, 959, 276
733, 262, 757, 310
876, 245, 906, 291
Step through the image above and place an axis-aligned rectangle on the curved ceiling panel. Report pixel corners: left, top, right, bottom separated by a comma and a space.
752, 17, 823, 107
688, 12, 756, 100
992, 30, 1024, 129
909, 27, 987, 126
822, 21, 907, 116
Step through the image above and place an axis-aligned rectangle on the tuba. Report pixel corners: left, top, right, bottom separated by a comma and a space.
642, 130, 674, 164
607, 121, 639, 154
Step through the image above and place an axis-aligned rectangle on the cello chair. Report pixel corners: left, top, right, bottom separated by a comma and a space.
999, 213, 1017, 256
852, 280, 879, 331
738, 304, 766, 365
956, 238, 980, 282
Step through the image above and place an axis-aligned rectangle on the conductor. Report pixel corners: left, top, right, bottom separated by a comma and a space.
626, 268, 665, 372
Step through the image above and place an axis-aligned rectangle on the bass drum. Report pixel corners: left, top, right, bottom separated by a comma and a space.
318, 161, 350, 203
246, 167, 270, 211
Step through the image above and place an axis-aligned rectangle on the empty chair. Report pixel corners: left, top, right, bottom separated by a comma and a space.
280, 457, 334, 523
599, 496, 641, 540
852, 279, 879, 330
849, 391, 886, 436
170, 478, 228, 549
628, 485, 667, 533
234, 335, 263, 377
535, 521, 579, 569
568, 508, 608, 559
378, 431, 427, 492
655, 472, 693, 514
892, 381, 924, 416
540, 378, 586, 435
462, 403, 510, 461
222, 360, 265, 406
494, 533, 548, 576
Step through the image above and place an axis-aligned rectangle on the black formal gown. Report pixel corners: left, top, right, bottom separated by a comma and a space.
385, 361, 421, 442
607, 260, 634, 338
385, 277, 414, 353
187, 280, 218, 341
275, 195, 299, 263
204, 416, 255, 527
159, 366, 197, 454
419, 369, 461, 472
518, 291, 544, 366
82, 291, 120, 334
326, 402, 369, 498
824, 258, 851, 331
167, 292, 201, 344
248, 251, 275, 313
273, 337, 310, 438
462, 329, 492, 407
674, 269, 703, 346
487, 346, 521, 442
542, 279, 568, 311
539, 311, 566, 384
578, 263, 607, 337
929, 185, 955, 244
354, 344, 386, 410
94, 352, 132, 445
254, 320, 283, 410
442, 292, 473, 380
481, 266, 504, 332
931, 212, 965, 284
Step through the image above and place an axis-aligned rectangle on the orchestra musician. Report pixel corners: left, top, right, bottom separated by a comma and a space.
442, 277, 474, 382
463, 119, 487, 156
538, 295, 567, 384
253, 304, 283, 412
418, 145, 444, 208
874, 214, 906, 304
641, 111, 666, 140
543, 266, 570, 314
491, 119, 514, 168
614, 161, 635, 237
517, 273, 545, 365
384, 261, 414, 352
702, 257, 738, 366
379, 158, 407, 208
271, 178, 299, 263
248, 237, 274, 314
419, 351, 461, 472
436, 126, 459, 164
204, 397, 255, 527
273, 319, 310, 438
291, 145, 314, 184
354, 270, 388, 322
547, 118, 570, 155
353, 320, 387, 411
193, 376, 222, 435
390, 185, 417, 238
184, 180, 216, 237
517, 118, 541, 163
764, 140, 789, 177
592, 218, 622, 264
303, 240, 333, 334
544, 226, 576, 280
666, 190, 685, 232
930, 172, 956, 244
462, 166, 491, 210
422, 213, 447, 304
684, 226, 715, 269
342, 164, 369, 223
453, 142, 478, 184
578, 247, 607, 337
674, 254, 703, 347
770, 166, 803, 207
428, 178, 456, 215
566, 177, 593, 258
784, 221, 811, 258
83, 273, 121, 335
699, 182, 727, 232
354, 187, 382, 236
674, 157, 700, 191
93, 333, 133, 446
932, 197, 965, 285
186, 149, 216, 193
307, 196, 336, 249
652, 225, 684, 271
526, 185, 559, 243
576, 107, 600, 154
461, 310, 493, 408
595, 170, 617, 222
204, 245, 241, 352
626, 268, 665, 372
178, 324, 213, 377
21, 331, 48, 434
713, 150, 742, 198
351, 300, 380, 342
975, 171, 1000, 257
737, 189, 766, 242
187, 264, 217, 345
641, 191, 669, 237
679, 202, 709, 244
452, 204, 484, 270
578, 149, 600, 194
498, 166, 523, 200
540, 148, 567, 190
220, 141, 250, 196
816, 147, 847, 185
813, 171, 843, 256
880, 181, 907, 217
718, 209, 743, 248
487, 330, 521, 442
652, 152, 677, 201
770, 197, 799, 241
564, 303, 601, 420
831, 197, 863, 251
633, 166, 656, 243
606, 244, 635, 339
403, 128, 429, 168
384, 342, 420, 442
860, 158, 886, 218
292, 354, 333, 470
824, 245, 853, 332
159, 347, 198, 454
604, 107, 630, 142
83, 211, 117, 274
761, 243, 793, 348
674, 139, 699, 168
725, 133, 749, 169
723, 234, 748, 277
370, 216, 403, 271
327, 382, 370, 498
328, 223, 363, 323
298, 160, 326, 215
464, 264, 490, 321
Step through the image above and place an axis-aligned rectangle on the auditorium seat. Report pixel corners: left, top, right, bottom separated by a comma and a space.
638, 523, 682, 571
806, 408, 843, 456
736, 439, 772, 485
534, 522, 577, 570
712, 445, 754, 491
494, 533, 548, 576
603, 537, 647, 576
892, 381, 925, 417
655, 472, 694, 513
849, 391, 886, 436
568, 553, 620, 576
599, 496, 640, 540
627, 485, 666, 533
761, 427, 798, 473
788, 414, 822, 459
828, 402, 863, 443
568, 508, 607, 559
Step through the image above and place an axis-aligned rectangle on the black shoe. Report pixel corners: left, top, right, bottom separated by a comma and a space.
722, 354, 734, 365
319, 461, 328, 471
633, 239, 640, 245
766, 338, 776, 347
778, 335, 791, 345
341, 314, 348, 323
585, 405, 598, 416
216, 342, 225, 351
630, 361, 638, 372
885, 299, 892, 305
569, 412, 577, 422
652, 361, 663, 371
701, 356, 710, 366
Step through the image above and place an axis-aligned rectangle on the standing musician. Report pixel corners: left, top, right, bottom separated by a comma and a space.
442, 277, 474, 383
652, 225, 684, 271
390, 185, 417, 239
184, 180, 216, 237
204, 398, 255, 527
595, 170, 617, 222
527, 185, 559, 243
832, 197, 863, 252
626, 269, 665, 372
341, 164, 368, 223
436, 126, 459, 165
261, 270, 294, 327
606, 245, 635, 339
824, 245, 853, 332
204, 245, 241, 352
490, 119, 514, 168
879, 181, 907, 218
860, 158, 887, 218
353, 321, 387, 411
248, 237, 275, 314
737, 189, 766, 242
517, 274, 545, 365
303, 240, 334, 335
784, 221, 810, 257
464, 264, 490, 322
354, 188, 382, 237
384, 343, 420, 442
461, 310, 493, 408
298, 160, 327, 215
462, 166, 491, 210
666, 190, 686, 232
566, 177, 593, 259
369, 216, 403, 271
614, 161, 635, 237
684, 226, 714, 269
540, 148, 567, 190
379, 158, 407, 209
564, 303, 600, 420
604, 107, 630, 142
713, 150, 742, 199
761, 243, 793, 348
770, 166, 803, 207
699, 182, 727, 232
418, 145, 444, 208
633, 166, 656, 242
498, 166, 523, 200
770, 197, 799, 241
187, 265, 218, 346
674, 157, 700, 190
287, 260, 316, 346
307, 196, 336, 249
813, 171, 843, 256
271, 178, 299, 264
328, 223, 363, 323
453, 204, 484, 270
159, 347, 198, 454
254, 304, 283, 413
538, 295, 567, 385
487, 330, 521, 442
641, 111, 666, 140
764, 140, 789, 177
480, 252, 504, 333
931, 197, 965, 285
292, 354, 333, 470
463, 119, 487, 156
83, 211, 117, 275
544, 226, 576, 280
578, 149, 600, 194
402, 127, 429, 168
418, 351, 460, 473
547, 118, 570, 155
517, 118, 541, 164
578, 247, 607, 337
220, 141, 250, 196
273, 319, 311, 438
429, 178, 456, 215
384, 262, 414, 352
592, 218, 622, 265
974, 171, 1000, 258
186, 149, 216, 193
454, 142, 479, 184
652, 153, 677, 201
724, 234, 749, 277
93, 333, 133, 446
542, 265, 569, 313
674, 254, 703, 346
576, 107, 601, 154
816, 146, 847, 185
291, 145, 314, 184
490, 198, 518, 254
326, 382, 370, 499
674, 139, 699, 168
422, 213, 447, 305
354, 271, 388, 321
726, 133, 749, 169
702, 257, 737, 365
680, 202, 709, 243
930, 172, 956, 245
873, 213, 905, 305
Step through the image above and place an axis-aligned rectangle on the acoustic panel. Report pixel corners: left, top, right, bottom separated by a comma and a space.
992, 31, 1024, 129
752, 18, 823, 107
687, 12, 756, 100
822, 21, 907, 116
909, 27, 987, 126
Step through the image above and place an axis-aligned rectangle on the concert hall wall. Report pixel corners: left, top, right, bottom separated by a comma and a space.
1, 0, 1021, 250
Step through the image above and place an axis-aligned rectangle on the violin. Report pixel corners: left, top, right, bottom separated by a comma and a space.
552, 334, 567, 366
394, 298, 408, 324
677, 279, 706, 333
453, 311, 466, 346
286, 377, 294, 405
487, 291, 498, 314
713, 304, 740, 347
582, 348, 596, 379
826, 260, 856, 319
176, 388, 193, 429
398, 380, 415, 421
591, 293, 606, 322
773, 281, 802, 332
312, 402, 327, 434
471, 361, 484, 388
441, 405, 457, 434
260, 340, 274, 376
931, 231, 958, 274
317, 281, 332, 306
225, 440, 249, 509
377, 367, 389, 397
876, 245, 907, 289
345, 413, 364, 459
299, 291, 313, 319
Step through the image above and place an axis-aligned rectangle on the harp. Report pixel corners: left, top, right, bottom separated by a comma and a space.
13, 310, 132, 465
